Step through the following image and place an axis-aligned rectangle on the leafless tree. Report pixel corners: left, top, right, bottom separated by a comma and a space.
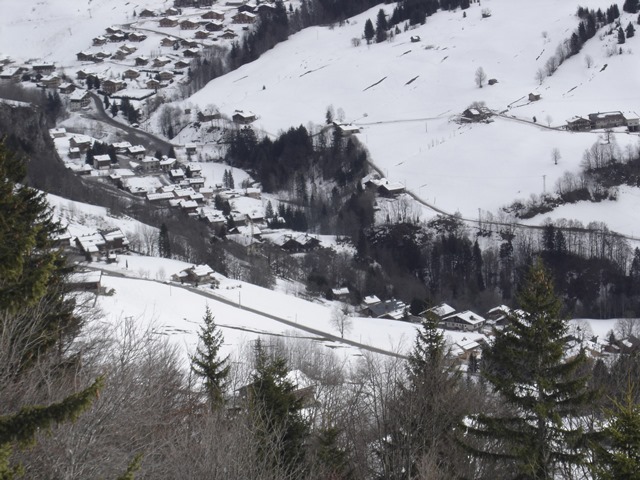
475, 66, 487, 88
585, 54, 594, 68
615, 317, 640, 339
546, 115, 553, 127
545, 56, 558, 76
535, 68, 546, 85
330, 305, 353, 338
552, 147, 561, 165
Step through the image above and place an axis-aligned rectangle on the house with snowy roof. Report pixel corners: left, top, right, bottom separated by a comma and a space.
172, 264, 216, 285
441, 310, 486, 332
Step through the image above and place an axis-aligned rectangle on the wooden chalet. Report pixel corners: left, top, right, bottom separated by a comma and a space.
441, 310, 486, 332
102, 79, 125, 94
128, 32, 148, 42
232, 110, 256, 124
205, 21, 225, 32
146, 78, 161, 90
40, 74, 61, 89
180, 19, 200, 30
92, 36, 108, 46
159, 17, 179, 28
161, 37, 180, 48
566, 116, 591, 132
69, 135, 93, 152
32, 63, 56, 74
184, 48, 201, 57
77, 51, 95, 62
93, 154, 112, 170
139, 8, 157, 17
135, 56, 149, 66
123, 68, 140, 80
219, 29, 237, 39
232, 11, 256, 24
201, 10, 225, 20
69, 90, 91, 110
588, 111, 626, 129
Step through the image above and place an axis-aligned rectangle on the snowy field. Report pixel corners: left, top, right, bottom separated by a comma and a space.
41, 192, 623, 367
178, 0, 640, 234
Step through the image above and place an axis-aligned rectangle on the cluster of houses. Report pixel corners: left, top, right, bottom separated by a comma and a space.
67, 228, 130, 262
362, 175, 406, 197
566, 111, 640, 132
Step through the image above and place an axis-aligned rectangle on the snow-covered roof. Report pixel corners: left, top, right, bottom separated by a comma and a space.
147, 192, 175, 201
427, 302, 456, 317
332, 287, 349, 296
49, 127, 66, 137
68, 89, 89, 101
128, 145, 146, 154
76, 233, 105, 253
443, 310, 485, 325
93, 154, 111, 162
363, 295, 380, 305
180, 200, 198, 209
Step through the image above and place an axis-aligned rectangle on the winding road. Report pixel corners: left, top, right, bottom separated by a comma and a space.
86, 91, 173, 154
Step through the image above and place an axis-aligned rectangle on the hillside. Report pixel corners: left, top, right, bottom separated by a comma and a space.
182, 0, 640, 235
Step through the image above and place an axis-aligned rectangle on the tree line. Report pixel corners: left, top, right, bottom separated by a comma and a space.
3, 178, 640, 480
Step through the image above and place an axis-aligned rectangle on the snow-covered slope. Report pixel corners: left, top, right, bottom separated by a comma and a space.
183, 0, 640, 234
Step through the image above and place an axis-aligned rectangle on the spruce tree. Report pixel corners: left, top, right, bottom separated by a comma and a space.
249, 339, 309, 475
591, 385, 640, 479
463, 260, 594, 479
380, 312, 465, 478
376, 9, 388, 43
618, 27, 626, 44
158, 223, 171, 258
626, 22, 636, 38
364, 19, 375, 44
0, 142, 102, 476
190, 306, 230, 410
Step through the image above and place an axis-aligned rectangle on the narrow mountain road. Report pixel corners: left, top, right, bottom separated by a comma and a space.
85, 91, 173, 153
92, 267, 408, 360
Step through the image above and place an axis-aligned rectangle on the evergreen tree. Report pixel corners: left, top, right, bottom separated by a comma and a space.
624, 0, 639, 13
0, 142, 102, 476
103, 95, 110, 108
0, 378, 103, 478
249, 339, 309, 475
626, 22, 636, 38
591, 384, 640, 479
158, 223, 171, 258
190, 306, 230, 410
110, 102, 118, 117
463, 260, 594, 479
265, 200, 274, 219
380, 312, 465, 478
618, 27, 626, 44
364, 19, 375, 44
375, 9, 388, 43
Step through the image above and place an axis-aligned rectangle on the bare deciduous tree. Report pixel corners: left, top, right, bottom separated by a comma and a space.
330, 305, 353, 338
475, 66, 487, 88
535, 68, 546, 85
585, 54, 594, 68
552, 147, 561, 165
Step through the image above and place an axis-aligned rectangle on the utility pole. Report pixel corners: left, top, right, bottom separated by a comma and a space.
542, 174, 546, 194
